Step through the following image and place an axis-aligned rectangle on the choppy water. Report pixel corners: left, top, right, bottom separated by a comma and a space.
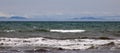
0, 21, 120, 37
0, 21, 120, 31
0, 21, 120, 53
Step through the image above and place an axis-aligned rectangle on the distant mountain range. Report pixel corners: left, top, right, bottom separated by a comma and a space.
0, 15, 120, 21
73, 17, 103, 20
0, 16, 27, 19
10, 16, 27, 19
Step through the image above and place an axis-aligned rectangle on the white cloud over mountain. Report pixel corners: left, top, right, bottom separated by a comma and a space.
0, 12, 13, 18
0, 12, 11, 17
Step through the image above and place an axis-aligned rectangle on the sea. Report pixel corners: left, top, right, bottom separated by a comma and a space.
0, 21, 120, 53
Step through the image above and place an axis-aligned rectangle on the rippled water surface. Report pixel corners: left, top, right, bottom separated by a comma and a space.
0, 21, 120, 53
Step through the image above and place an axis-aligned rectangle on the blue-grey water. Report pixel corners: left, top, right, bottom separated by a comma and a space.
0, 21, 120, 53
0, 21, 120, 38
0, 21, 120, 31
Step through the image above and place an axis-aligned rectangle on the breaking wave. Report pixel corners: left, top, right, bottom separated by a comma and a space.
1, 29, 86, 33
0, 37, 120, 50
50, 29, 86, 33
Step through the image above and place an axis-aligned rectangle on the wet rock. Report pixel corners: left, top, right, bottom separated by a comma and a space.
103, 42, 115, 46
58, 48, 64, 50
98, 37, 112, 40
41, 38, 47, 41
98, 42, 115, 50
0, 43, 4, 45
107, 42, 115, 46
23, 40, 31, 43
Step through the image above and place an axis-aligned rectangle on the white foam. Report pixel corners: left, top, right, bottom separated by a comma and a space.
0, 37, 120, 50
50, 29, 86, 33
4, 30, 15, 32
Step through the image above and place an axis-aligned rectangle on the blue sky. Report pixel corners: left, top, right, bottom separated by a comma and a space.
0, 0, 120, 19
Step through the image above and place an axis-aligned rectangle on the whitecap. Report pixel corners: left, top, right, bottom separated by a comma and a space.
3, 30, 15, 32
50, 29, 86, 33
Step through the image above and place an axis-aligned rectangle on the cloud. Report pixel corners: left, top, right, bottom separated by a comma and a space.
0, 12, 13, 17
77, 11, 120, 16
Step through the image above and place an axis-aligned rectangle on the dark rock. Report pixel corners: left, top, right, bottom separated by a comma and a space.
106, 42, 115, 46
102, 42, 115, 46
41, 39, 46, 41
58, 48, 64, 50
98, 37, 112, 40
23, 40, 31, 43
0, 43, 4, 45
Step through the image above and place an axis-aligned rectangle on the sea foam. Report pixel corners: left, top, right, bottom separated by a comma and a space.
3, 30, 15, 32
0, 37, 120, 50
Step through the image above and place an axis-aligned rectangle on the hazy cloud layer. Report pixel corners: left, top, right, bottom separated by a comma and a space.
0, 0, 120, 16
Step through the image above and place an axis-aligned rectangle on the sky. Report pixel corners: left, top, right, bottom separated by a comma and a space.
0, 0, 120, 18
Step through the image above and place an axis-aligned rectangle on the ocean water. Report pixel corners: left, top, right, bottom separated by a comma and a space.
0, 21, 120, 53
0, 21, 120, 31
